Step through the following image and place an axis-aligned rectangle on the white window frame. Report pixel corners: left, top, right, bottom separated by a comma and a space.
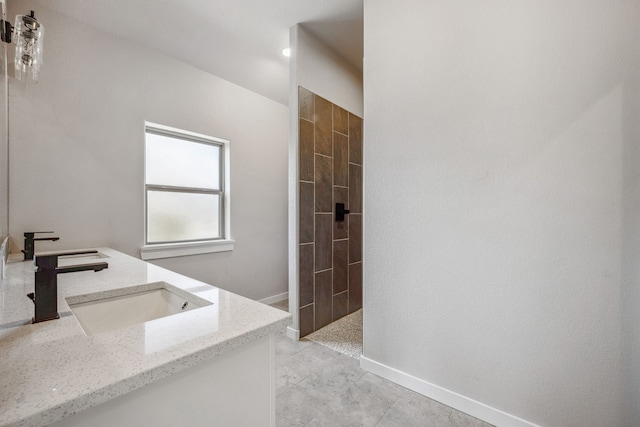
140, 122, 233, 260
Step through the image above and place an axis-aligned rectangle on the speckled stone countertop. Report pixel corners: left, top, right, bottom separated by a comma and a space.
0, 248, 291, 427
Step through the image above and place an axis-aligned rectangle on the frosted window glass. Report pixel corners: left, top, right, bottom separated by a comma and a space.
146, 132, 220, 190
147, 191, 220, 243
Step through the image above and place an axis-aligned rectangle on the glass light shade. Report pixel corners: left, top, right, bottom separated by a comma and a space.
13, 13, 44, 81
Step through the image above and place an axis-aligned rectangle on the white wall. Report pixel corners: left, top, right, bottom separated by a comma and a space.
363, 1, 639, 426
293, 25, 363, 118
287, 24, 363, 336
621, 11, 640, 424
7, 1, 289, 301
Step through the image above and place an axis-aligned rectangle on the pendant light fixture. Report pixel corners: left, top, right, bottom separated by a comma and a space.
1, 10, 44, 81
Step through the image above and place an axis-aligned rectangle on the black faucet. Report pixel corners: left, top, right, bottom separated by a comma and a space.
27, 250, 108, 323
22, 231, 60, 260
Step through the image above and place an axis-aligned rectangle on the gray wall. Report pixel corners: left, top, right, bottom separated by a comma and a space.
7, 1, 289, 301
363, 0, 639, 426
621, 11, 640, 423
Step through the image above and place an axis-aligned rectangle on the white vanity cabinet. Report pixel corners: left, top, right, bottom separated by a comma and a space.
0, 248, 289, 427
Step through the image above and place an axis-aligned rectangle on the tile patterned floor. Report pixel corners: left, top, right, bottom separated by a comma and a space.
271, 301, 494, 427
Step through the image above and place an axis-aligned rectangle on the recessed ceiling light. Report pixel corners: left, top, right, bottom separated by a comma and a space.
281, 48, 291, 57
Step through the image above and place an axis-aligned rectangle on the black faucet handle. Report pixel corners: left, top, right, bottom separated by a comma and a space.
24, 231, 56, 238
25, 231, 59, 241
56, 262, 109, 274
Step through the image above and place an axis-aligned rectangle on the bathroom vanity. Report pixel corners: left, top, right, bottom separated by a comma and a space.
0, 248, 290, 427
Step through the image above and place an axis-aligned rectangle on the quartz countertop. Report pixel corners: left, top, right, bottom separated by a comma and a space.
0, 248, 291, 427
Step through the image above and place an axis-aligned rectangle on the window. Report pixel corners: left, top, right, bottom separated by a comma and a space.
140, 123, 233, 260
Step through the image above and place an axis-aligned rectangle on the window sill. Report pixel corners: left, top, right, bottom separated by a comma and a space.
140, 239, 235, 260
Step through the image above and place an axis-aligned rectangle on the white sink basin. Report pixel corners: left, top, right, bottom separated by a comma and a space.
67, 282, 212, 336
58, 251, 109, 267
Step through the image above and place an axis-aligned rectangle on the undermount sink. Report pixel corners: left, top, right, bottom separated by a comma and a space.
67, 282, 212, 336
58, 251, 109, 267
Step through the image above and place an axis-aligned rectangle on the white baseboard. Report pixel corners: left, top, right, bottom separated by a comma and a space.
359, 356, 540, 427
286, 326, 299, 341
258, 292, 288, 306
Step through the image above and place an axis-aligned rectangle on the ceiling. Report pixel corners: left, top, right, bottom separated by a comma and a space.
33, 0, 363, 106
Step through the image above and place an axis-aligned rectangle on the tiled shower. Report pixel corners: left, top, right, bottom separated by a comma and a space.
298, 86, 362, 337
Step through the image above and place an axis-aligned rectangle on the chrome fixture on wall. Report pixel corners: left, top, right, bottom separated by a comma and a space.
1, 10, 44, 81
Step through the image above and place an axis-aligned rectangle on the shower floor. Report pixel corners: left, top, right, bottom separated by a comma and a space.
269, 300, 363, 359
305, 309, 363, 359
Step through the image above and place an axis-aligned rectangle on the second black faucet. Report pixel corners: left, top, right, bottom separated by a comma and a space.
22, 231, 60, 260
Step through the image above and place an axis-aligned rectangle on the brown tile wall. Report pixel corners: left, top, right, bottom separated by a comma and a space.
298, 86, 363, 337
